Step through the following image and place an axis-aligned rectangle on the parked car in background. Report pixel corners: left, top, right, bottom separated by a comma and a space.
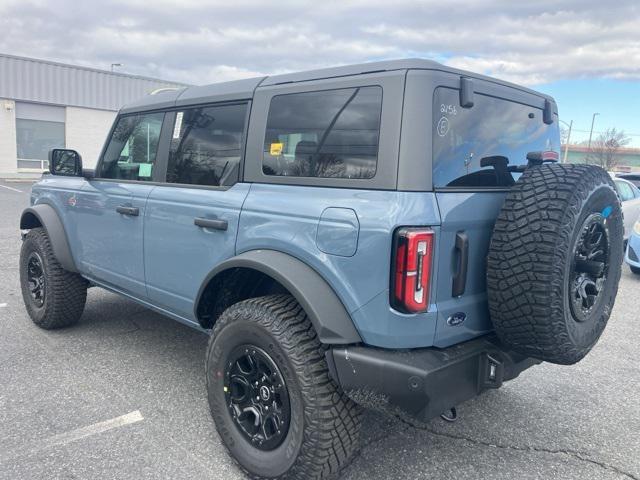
616, 173, 640, 188
625, 220, 640, 275
613, 177, 640, 242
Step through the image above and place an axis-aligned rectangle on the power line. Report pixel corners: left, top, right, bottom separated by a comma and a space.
567, 128, 640, 137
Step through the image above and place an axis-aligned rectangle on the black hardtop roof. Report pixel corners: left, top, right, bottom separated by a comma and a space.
120, 58, 554, 114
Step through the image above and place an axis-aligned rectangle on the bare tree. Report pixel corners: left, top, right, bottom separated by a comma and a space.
586, 128, 631, 170
560, 125, 570, 146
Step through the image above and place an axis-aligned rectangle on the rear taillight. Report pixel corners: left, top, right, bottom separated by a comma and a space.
391, 228, 434, 313
542, 150, 559, 161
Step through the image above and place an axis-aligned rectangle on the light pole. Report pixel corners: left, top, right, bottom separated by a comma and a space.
559, 119, 573, 163
110, 63, 123, 72
587, 112, 600, 162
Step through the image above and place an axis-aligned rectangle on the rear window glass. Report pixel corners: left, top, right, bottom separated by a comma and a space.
433, 87, 560, 188
263, 86, 382, 179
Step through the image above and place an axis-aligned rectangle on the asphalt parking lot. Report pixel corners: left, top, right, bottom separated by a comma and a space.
0, 180, 639, 480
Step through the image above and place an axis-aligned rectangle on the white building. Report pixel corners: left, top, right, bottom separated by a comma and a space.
0, 54, 186, 177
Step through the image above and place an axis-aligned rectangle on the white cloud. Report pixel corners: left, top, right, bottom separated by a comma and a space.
0, 0, 638, 85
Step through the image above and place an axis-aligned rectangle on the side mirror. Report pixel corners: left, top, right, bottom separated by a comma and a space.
49, 149, 83, 177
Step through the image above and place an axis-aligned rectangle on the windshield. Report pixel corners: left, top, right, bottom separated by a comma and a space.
432, 87, 560, 188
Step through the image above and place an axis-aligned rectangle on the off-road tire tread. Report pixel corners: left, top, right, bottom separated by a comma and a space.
487, 164, 622, 365
206, 294, 362, 480
20, 228, 87, 329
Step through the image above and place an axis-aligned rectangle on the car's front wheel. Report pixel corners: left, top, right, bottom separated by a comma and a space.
630, 265, 640, 275
19, 227, 87, 329
206, 294, 362, 479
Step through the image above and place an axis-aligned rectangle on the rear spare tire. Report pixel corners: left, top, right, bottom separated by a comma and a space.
487, 164, 623, 365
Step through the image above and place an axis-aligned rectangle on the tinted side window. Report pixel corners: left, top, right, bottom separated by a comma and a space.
167, 103, 247, 187
263, 86, 382, 179
100, 112, 164, 181
433, 87, 560, 188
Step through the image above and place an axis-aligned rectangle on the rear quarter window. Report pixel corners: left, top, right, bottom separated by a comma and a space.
262, 86, 382, 179
433, 87, 560, 188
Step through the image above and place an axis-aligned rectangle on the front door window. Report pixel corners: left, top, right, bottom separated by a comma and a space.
99, 112, 165, 181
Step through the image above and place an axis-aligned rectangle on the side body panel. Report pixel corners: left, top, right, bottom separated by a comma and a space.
74, 180, 156, 298
143, 183, 251, 321
29, 176, 87, 268
433, 192, 506, 347
237, 185, 441, 348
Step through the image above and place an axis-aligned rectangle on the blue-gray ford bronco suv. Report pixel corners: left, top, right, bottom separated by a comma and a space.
19, 59, 623, 479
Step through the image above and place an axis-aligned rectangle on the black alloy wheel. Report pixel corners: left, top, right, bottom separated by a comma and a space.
224, 344, 291, 451
27, 251, 46, 308
569, 213, 611, 322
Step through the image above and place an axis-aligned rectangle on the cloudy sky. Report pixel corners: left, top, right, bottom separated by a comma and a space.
1, 0, 639, 145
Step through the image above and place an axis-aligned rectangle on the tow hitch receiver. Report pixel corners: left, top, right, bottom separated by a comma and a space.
479, 353, 504, 389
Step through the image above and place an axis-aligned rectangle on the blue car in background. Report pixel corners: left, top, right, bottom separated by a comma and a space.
625, 220, 640, 275
613, 177, 640, 244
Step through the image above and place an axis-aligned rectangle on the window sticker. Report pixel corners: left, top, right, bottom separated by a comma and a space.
173, 112, 184, 139
270, 142, 284, 156
138, 163, 152, 177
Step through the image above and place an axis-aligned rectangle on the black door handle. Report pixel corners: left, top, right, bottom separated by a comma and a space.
116, 206, 139, 216
452, 231, 469, 297
194, 217, 228, 231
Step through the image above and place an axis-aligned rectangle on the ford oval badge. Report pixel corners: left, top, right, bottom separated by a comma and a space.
447, 312, 466, 326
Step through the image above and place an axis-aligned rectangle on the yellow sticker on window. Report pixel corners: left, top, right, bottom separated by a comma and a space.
270, 142, 284, 156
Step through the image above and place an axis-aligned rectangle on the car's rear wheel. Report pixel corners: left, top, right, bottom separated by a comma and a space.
487, 164, 623, 365
19, 227, 87, 329
206, 294, 362, 479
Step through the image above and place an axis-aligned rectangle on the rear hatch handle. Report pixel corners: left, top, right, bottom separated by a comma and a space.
452, 231, 469, 297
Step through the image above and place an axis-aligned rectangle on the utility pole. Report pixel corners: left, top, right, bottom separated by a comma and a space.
587, 113, 599, 163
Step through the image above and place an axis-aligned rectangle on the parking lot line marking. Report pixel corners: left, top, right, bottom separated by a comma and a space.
0, 303, 6, 308
0, 410, 144, 463
0, 184, 23, 193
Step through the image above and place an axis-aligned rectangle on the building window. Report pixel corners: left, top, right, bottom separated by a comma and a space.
15, 102, 66, 170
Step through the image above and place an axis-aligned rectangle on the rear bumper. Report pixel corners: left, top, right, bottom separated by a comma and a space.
326, 335, 540, 422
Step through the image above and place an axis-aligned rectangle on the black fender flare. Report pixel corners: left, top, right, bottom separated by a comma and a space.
196, 250, 362, 344
20, 204, 78, 272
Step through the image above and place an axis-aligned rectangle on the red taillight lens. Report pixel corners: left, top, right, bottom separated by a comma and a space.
391, 228, 434, 313
542, 150, 559, 162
